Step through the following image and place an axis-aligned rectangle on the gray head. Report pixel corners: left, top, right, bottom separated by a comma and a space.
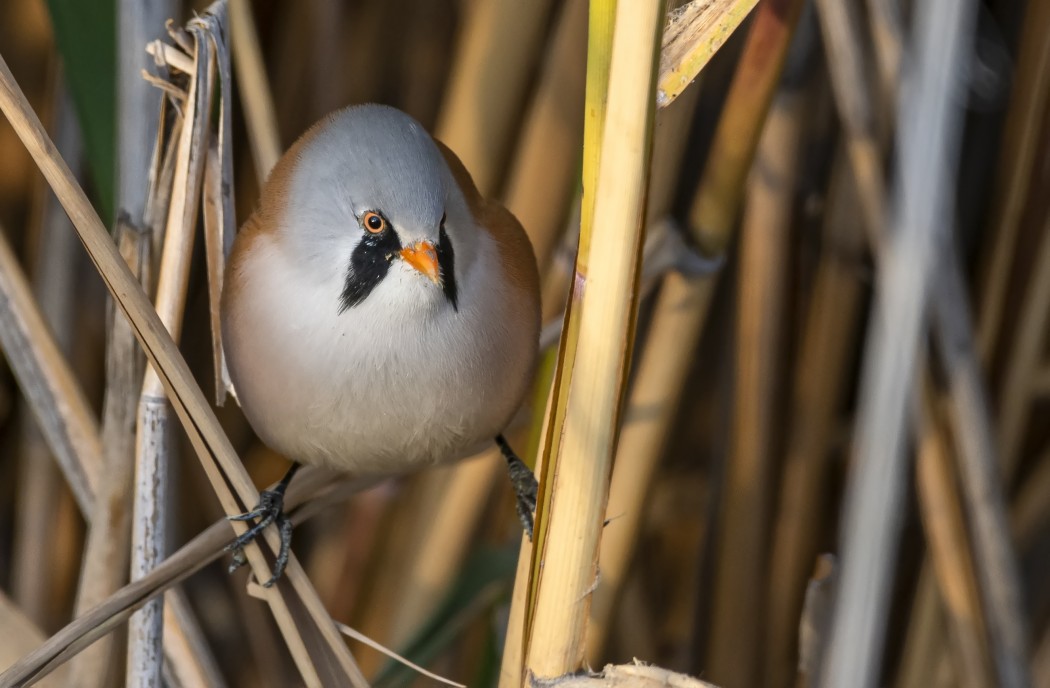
271, 104, 476, 313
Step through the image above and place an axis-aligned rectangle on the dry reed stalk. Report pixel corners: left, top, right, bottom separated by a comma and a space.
9, 79, 84, 631
502, 0, 588, 279
895, 566, 948, 688
0, 473, 380, 686
72, 224, 149, 687
1011, 449, 1050, 550
765, 148, 866, 688
0, 591, 67, 688
229, 0, 281, 183
863, 0, 903, 118
818, 2, 1030, 683
658, 0, 759, 108
995, 205, 1050, 477
915, 387, 993, 688
931, 242, 1032, 688
0, 19, 367, 687
811, 0, 888, 255
1036, 631, 1050, 688
585, 77, 703, 662
523, 0, 666, 680
707, 83, 803, 688
687, 0, 806, 255
435, 0, 556, 196
161, 591, 227, 688
0, 213, 100, 534
128, 19, 214, 684
0, 226, 100, 513
976, 0, 1050, 363
818, 0, 977, 682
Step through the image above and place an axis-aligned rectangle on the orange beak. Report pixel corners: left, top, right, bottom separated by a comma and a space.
399, 241, 441, 285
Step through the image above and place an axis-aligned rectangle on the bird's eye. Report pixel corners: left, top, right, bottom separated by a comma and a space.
363, 211, 386, 234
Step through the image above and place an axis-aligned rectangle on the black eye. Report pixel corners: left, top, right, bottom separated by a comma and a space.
363, 211, 386, 234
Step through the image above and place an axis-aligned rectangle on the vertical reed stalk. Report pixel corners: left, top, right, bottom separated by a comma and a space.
128, 28, 212, 686
523, 0, 666, 680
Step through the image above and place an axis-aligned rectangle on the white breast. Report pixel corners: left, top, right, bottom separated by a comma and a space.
222, 229, 534, 475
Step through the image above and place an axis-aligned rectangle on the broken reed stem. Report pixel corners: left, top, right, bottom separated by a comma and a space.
819, 0, 978, 682
657, 0, 761, 107
707, 83, 803, 688
524, 0, 666, 679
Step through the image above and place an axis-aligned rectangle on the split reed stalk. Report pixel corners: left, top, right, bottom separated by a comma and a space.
586, 76, 703, 662
523, 0, 666, 680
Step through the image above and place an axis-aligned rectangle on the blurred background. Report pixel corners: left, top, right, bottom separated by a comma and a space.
0, 0, 1048, 686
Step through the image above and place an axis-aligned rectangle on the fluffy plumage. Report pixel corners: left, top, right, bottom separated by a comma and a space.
221, 104, 541, 476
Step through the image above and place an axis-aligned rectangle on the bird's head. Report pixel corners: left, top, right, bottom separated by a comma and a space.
266, 104, 476, 315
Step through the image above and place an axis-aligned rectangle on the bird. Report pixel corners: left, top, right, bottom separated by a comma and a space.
220, 103, 541, 585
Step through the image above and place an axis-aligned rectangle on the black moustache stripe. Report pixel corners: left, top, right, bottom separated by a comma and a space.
339, 226, 402, 313
338, 220, 459, 313
438, 224, 458, 311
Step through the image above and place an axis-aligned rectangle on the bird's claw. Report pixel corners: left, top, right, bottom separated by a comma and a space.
225, 488, 293, 587
497, 435, 539, 540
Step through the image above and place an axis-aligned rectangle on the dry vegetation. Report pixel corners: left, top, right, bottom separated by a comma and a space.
0, 0, 1048, 687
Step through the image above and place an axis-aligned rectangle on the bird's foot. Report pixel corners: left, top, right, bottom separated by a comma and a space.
225, 463, 301, 588
497, 435, 538, 540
